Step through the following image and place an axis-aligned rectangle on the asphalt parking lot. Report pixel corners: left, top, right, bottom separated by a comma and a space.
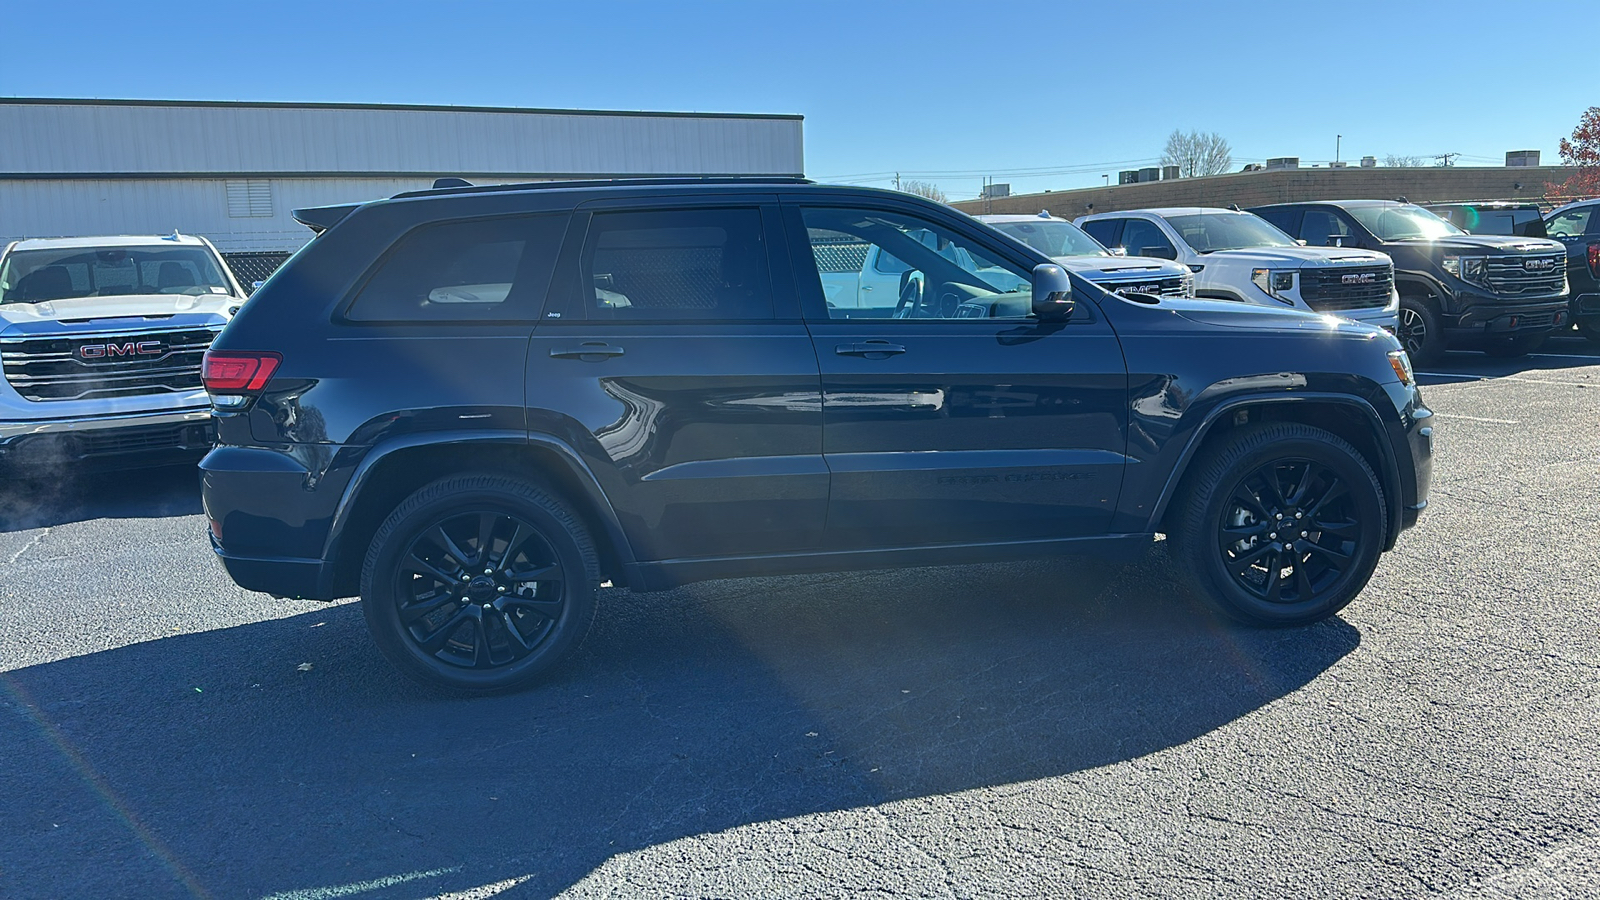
2, 338, 1598, 900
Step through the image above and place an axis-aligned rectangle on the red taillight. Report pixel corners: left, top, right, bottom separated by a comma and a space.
202, 350, 281, 392
1588, 242, 1599, 279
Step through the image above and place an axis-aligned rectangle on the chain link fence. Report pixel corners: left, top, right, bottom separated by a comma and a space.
222, 252, 294, 294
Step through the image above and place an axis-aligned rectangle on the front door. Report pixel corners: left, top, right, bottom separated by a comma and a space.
527, 200, 828, 562
785, 201, 1130, 550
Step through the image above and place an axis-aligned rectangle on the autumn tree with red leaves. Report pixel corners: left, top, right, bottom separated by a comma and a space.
1551, 107, 1600, 199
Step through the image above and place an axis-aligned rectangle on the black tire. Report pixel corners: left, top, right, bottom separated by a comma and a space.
1397, 296, 1443, 365
360, 474, 599, 693
1482, 332, 1547, 358
1577, 319, 1600, 344
1169, 423, 1387, 627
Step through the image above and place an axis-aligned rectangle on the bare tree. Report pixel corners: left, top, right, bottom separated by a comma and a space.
1161, 130, 1233, 178
1383, 154, 1425, 167
900, 180, 948, 204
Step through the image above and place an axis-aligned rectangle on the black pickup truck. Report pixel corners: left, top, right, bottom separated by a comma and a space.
1543, 200, 1600, 342
1252, 200, 1569, 363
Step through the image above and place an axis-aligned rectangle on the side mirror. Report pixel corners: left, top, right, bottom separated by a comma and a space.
1328, 237, 1344, 247
1108, 246, 1129, 257
1032, 263, 1075, 321
1296, 239, 1308, 246
1138, 245, 1178, 261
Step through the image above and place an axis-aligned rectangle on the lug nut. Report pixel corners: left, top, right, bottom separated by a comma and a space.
484, 568, 493, 575
1301, 531, 1308, 538
497, 586, 506, 593
1285, 543, 1295, 551
483, 602, 493, 609
1269, 532, 1277, 539
1275, 513, 1284, 520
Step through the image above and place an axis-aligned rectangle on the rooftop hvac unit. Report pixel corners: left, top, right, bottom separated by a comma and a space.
1506, 150, 1540, 167
1118, 170, 1139, 185
980, 183, 1011, 199
1329, 161, 1348, 168
1137, 167, 1161, 182
1161, 165, 1181, 180
1265, 157, 1300, 170
1360, 156, 1377, 168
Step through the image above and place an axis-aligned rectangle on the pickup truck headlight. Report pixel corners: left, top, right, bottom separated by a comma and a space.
1180, 273, 1195, 298
1442, 255, 1485, 282
1250, 268, 1296, 304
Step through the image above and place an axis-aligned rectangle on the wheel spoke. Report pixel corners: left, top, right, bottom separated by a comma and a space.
1257, 467, 1289, 510
424, 525, 471, 568
1228, 542, 1275, 575
505, 595, 564, 620
1291, 552, 1315, 600
404, 553, 458, 588
498, 523, 534, 568
495, 609, 535, 656
1260, 551, 1284, 603
399, 591, 460, 624
1287, 464, 1322, 507
475, 513, 498, 568
417, 608, 472, 654
1229, 484, 1270, 520
473, 613, 496, 668
1305, 540, 1352, 564
1221, 522, 1269, 541
506, 563, 562, 584
1311, 517, 1361, 540
1304, 479, 1349, 519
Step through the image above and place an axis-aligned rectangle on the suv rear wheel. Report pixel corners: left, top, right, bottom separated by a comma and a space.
1169, 423, 1386, 626
360, 474, 599, 692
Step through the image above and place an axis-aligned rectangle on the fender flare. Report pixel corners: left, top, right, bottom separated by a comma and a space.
318, 430, 637, 592
1145, 392, 1403, 550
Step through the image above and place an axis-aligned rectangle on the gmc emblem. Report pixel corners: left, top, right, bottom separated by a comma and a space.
1342, 272, 1377, 284
79, 341, 164, 359
1524, 258, 1556, 272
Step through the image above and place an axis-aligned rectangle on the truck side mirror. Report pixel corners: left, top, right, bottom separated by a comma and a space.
1108, 246, 1129, 257
1032, 264, 1075, 321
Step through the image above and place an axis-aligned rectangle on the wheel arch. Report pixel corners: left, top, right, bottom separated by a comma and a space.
321, 433, 636, 598
1150, 393, 1403, 551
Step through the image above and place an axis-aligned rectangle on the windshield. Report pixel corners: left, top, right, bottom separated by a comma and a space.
1347, 204, 1465, 241
0, 246, 235, 304
990, 220, 1108, 258
1163, 213, 1297, 253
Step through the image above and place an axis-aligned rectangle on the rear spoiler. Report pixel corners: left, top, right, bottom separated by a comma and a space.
291, 204, 359, 234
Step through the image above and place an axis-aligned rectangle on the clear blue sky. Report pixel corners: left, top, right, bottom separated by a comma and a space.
2, 0, 1593, 200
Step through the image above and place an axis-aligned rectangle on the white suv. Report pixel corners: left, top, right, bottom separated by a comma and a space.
977, 212, 1193, 298
0, 233, 243, 470
1077, 208, 1399, 332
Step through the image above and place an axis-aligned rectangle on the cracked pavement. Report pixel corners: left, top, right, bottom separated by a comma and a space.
1, 341, 1597, 899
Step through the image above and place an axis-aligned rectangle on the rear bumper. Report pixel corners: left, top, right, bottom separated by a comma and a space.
210, 537, 333, 600
0, 408, 214, 469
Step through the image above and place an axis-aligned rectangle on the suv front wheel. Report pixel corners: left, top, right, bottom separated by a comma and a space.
1397, 297, 1442, 365
1169, 423, 1386, 626
360, 474, 599, 692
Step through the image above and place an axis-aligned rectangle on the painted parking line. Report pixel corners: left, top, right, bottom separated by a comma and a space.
1418, 372, 1597, 388
1418, 372, 1489, 380
1433, 413, 1519, 424
1528, 353, 1600, 361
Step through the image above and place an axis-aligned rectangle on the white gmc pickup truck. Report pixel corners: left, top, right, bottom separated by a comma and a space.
1076, 207, 1400, 332
0, 234, 243, 471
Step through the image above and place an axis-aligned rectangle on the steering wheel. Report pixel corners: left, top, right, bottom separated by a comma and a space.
892, 274, 923, 318
1551, 232, 1572, 240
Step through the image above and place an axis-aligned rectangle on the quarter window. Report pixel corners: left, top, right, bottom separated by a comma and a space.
1546, 208, 1593, 239
581, 208, 774, 321
347, 215, 565, 322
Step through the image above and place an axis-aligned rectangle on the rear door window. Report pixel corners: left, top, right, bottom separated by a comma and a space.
1300, 210, 1357, 247
1080, 218, 1122, 247
346, 214, 566, 322
580, 207, 775, 321
1119, 219, 1177, 258
1546, 208, 1593, 240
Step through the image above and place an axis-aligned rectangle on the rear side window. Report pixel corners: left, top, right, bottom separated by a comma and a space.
1300, 210, 1356, 247
1545, 208, 1593, 239
346, 214, 565, 322
1080, 219, 1122, 246
582, 207, 773, 320
1252, 207, 1301, 235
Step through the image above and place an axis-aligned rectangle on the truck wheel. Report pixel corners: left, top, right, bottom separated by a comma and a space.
360, 474, 599, 693
1169, 423, 1386, 627
1577, 319, 1600, 344
1482, 333, 1547, 358
1397, 297, 1443, 365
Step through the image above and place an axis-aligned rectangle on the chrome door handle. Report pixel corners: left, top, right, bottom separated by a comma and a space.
835, 340, 906, 359
549, 341, 625, 361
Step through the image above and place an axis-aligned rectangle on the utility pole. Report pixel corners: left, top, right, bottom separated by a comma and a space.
1336, 135, 1341, 165
1103, 174, 1109, 186
894, 172, 900, 190
1435, 152, 1460, 167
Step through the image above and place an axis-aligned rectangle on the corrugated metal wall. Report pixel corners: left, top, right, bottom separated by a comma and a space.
0, 101, 805, 177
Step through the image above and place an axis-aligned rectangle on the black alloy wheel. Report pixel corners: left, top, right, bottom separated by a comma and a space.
362, 475, 598, 692
1398, 298, 1442, 365
1170, 423, 1386, 626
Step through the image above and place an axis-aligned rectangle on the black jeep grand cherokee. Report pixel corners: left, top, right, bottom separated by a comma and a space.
201, 178, 1434, 692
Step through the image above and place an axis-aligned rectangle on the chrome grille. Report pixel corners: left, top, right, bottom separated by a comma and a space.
1, 326, 221, 401
1300, 265, 1393, 311
1482, 254, 1566, 297
1102, 275, 1191, 298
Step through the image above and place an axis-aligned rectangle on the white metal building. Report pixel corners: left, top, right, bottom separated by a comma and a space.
0, 98, 805, 282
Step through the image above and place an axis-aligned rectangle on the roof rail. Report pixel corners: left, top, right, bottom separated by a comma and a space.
390, 175, 813, 200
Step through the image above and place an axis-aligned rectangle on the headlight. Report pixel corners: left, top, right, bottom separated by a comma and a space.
1180, 273, 1195, 298
1250, 268, 1296, 304
1442, 255, 1485, 282
1387, 349, 1415, 387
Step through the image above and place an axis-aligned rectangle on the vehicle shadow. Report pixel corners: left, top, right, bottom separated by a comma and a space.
0, 548, 1361, 899
1416, 336, 1600, 385
0, 463, 200, 532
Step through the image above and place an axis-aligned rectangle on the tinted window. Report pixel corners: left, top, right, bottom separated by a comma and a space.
1347, 204, 1463, 240
1164, 213, 1296, 252
1080, 218, 1122, 247
1300, 210, 1356, 247
1120, 219, 1176, 257
989, 220, 1108, 257
347, 215, 565, 322
0, 246, 233, 304
583, 208, 773, 321
1546, 207, 1593, 239
798, 206, 1031, 320
1252, 207, 1300, 235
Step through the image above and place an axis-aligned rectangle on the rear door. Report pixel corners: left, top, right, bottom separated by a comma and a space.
526, 197, 827, 561
785, 199, 1130, 549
